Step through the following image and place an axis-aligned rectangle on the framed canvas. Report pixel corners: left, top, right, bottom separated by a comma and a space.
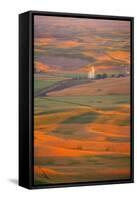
19, 11, 134, 189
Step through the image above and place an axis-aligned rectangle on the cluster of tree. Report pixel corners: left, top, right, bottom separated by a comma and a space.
72, 76, 87, 80
110, 73, 127, 78
95, 73, 128, 80
95, 73, 108, 79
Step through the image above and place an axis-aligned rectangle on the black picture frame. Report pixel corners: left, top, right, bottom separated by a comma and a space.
19, 10, 134, 189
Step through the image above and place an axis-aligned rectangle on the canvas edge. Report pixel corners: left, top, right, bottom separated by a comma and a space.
19, 11, 33, 189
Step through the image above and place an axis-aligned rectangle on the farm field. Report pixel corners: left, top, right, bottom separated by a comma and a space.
34, 15, 131, 185
34, 76, 130, 184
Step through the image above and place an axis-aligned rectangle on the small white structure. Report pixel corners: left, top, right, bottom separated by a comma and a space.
125, 66, 130, 76
88, 66, 95, 79
36, 68, 41, 73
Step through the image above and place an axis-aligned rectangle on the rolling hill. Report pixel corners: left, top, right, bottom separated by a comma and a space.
48, 77, 130, 96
